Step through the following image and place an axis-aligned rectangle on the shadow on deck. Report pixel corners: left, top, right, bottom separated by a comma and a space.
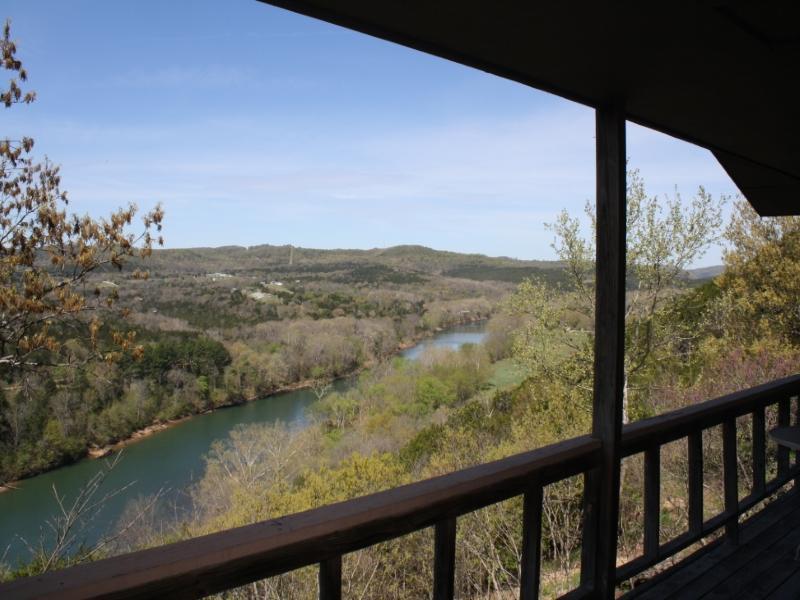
624, 490, 800, 599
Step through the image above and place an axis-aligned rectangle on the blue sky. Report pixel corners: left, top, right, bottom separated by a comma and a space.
4, 0, 738, 264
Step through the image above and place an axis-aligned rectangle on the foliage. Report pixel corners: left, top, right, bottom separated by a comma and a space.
129, 337, 231, 382
712, 198, 800, 345
0, 21, 163, 373
507, 169, 724, 421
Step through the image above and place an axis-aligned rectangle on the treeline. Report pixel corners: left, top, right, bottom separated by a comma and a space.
0, 332, 233, 482
0, 297, 494, 485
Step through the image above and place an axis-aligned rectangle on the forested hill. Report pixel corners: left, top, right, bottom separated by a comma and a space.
133, 243, 719, 286
135, 244, 568, 285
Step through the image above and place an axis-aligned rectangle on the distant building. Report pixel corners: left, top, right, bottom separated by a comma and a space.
207, 272, 233, 281
246, 290, 274, 302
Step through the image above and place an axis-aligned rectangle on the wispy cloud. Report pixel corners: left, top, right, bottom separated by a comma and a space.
44, 102, 737, 264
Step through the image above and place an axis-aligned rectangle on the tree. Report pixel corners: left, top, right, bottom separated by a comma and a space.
711, 198, 800, 346
0, 21, 163, 374
508, 169, 724, 421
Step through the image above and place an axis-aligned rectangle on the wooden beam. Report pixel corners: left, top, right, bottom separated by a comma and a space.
582, 105, 627, 599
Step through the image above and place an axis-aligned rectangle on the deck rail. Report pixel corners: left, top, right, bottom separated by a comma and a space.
2, 375, 799, 600
615, 375, 800, 584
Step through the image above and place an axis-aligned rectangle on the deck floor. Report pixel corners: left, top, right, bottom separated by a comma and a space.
623, 490, 800, 599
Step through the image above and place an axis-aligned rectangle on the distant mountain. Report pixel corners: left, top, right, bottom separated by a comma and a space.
686, 265, 724, 281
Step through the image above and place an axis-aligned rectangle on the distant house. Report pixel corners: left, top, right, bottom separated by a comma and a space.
246, 290, 274, 302
207, 272, 233, 281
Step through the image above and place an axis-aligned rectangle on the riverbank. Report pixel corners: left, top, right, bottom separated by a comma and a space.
84, 316, 489, 457
0, 317, 489, 493
0, 321, 490, 564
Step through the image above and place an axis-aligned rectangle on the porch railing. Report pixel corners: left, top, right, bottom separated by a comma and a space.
616, 375, 800, 584
2, 375, 799, 600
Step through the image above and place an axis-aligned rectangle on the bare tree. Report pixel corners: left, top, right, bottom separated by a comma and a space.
16, 452, 164, 573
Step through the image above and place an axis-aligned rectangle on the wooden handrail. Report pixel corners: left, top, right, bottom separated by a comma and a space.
620, 374, 800, 456
0, 436, 600, 600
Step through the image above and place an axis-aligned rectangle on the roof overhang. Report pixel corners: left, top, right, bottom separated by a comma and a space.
258, 0, 800, 216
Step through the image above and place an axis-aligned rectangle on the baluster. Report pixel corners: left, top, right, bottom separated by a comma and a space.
688, 431, 704, 535
752, 407, 766, 495
520, 483, 543, 600
778, 398, 791, 477
793, 396, 800, 477
319, 555, 342, 600
434, 517, 457, 600
579, 469, 598, 588
644, 446, 661, 559
722, 419, 739, 544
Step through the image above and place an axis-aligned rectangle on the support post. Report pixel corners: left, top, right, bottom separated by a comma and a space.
319, 556, 342, 600
581, 105, 626, 599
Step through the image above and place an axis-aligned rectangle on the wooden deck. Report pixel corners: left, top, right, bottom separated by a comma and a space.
624, 489, 800, 599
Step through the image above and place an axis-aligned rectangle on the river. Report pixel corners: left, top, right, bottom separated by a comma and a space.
0, 322, 486, 566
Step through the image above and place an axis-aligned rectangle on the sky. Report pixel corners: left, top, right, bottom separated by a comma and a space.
3, 0, 740, 265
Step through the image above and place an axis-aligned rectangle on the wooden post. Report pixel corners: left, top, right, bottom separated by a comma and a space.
643, 446, 661, 559
319, 556, 342, 600
752, 407, 766, 495
722, 419, 739, 544
520, 482, 544, 600
433, 517, 457, 600
688, 431, 704, 535
793, 396, 800, 486
778, 398, 791, 477
581, 105, 627, 599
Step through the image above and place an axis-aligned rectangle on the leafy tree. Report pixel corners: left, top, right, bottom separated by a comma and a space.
0, 21, 163, 373
508, 169, 724, 421
712, 198, 800, 345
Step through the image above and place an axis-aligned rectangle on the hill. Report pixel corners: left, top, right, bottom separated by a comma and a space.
134, 243, 722, 288
135, 244, 569, 286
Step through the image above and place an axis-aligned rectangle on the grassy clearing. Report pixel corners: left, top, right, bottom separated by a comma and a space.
488, 359, 526, 389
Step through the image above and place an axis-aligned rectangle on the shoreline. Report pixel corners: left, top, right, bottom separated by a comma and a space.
0, 317, 488, 494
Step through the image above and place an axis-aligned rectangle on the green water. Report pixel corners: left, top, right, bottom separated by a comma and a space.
0, 322, 486, 566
